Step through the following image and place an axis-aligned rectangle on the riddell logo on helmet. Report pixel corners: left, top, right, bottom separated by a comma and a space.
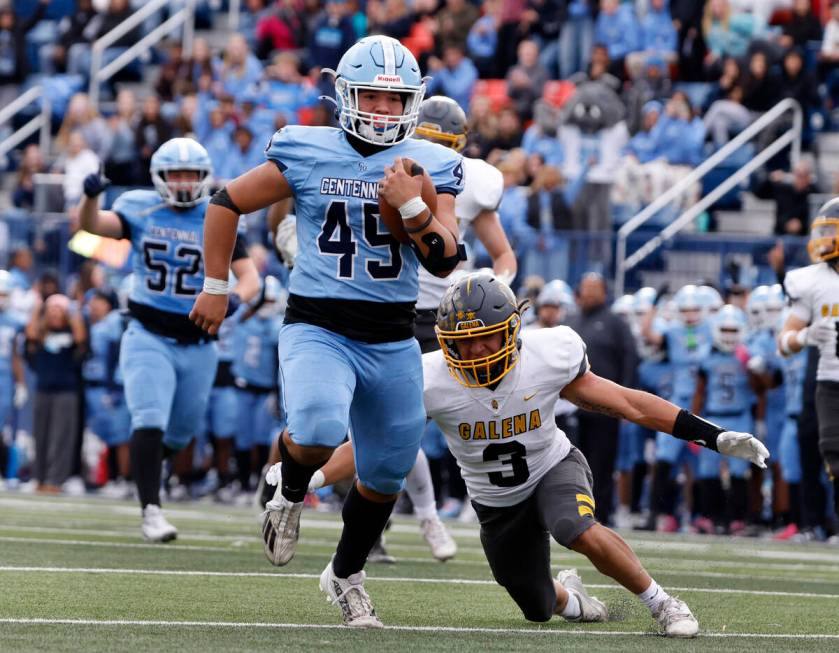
374, 74, 403, 84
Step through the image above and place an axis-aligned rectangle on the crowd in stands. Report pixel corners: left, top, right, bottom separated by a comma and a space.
1, 0, 839, 540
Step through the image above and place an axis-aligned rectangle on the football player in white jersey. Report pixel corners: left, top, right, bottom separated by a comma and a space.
437, 273, 767, 636
298, 273, 768, 636
778, 198, 839, 530
267, 96, 517, 562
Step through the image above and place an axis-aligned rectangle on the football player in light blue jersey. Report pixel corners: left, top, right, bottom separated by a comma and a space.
0, 270, 28, 486
204, 304, 240, 502
82, 289, 132, 497
189, 35, 464, 627
775, 311, 807, 539
77, 137, 260, 542
639, 284, 712, 532
231, 276, 285, 496
692, 305, 756, 534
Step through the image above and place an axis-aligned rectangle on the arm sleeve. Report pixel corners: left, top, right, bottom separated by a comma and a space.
231, 231, 249, 261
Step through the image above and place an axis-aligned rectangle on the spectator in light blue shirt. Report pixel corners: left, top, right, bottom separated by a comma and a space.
626, 0, 677, 78
594, 0, 641, 76
214, 34, 264, 99
216, 126, 265, 183
467, 2, 500, 78
426, 44, 479, 112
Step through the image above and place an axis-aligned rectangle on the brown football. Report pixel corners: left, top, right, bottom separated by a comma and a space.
378, 158, 438, 245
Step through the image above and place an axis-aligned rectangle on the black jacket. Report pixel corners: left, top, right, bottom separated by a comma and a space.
565, 304, 638, 388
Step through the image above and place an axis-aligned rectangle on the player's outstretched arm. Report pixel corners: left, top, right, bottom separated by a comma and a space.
380, 156, 462, 278
191, 163, 292, 334
561, 371, 769, 468
472, 210, 517, 285
77, 172, 124, 239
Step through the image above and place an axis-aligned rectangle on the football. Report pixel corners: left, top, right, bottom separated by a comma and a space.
378, 158, 438, 245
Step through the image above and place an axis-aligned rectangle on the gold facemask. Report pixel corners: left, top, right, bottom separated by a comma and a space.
808, 217, 839, 263
436, 313, 521, 388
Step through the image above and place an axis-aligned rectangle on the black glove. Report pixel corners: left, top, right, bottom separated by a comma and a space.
83, 171, 111, 198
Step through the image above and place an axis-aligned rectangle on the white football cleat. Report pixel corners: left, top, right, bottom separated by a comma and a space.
652, 596, 699, 637
420, 515, 457, 561
141, 504, 178, 542
558, 569, 608, 622
260, 494, 303, 566
319, 560, 383, 628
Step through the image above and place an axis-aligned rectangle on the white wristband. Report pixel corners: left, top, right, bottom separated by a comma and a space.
398, 196, 428, 221
203, 277, 230, 295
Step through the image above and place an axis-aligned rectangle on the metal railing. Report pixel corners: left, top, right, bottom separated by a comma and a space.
89, 0, 197, 106
0, 86, 51, 163
614, 98, 803, 296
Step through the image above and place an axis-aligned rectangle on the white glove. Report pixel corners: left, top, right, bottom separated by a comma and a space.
746, 355, 767, 375
717, 431, 770, 469
13, 383, 28, 409
797, 318, 836, 348
274, 216, 298, 269
265, 463, 282, 487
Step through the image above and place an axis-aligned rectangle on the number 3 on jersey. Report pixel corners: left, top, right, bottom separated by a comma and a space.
483, 441, 530, 487
317, 201, 402, 281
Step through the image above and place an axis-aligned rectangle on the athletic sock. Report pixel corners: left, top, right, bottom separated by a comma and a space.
637, 579, 670, 613
406, 449, 438, 521
333, 484, 396, 578
278, 434, 324, 503
130, 428, 164, 509
235, 449, 251, 491
560, 590, 581, 619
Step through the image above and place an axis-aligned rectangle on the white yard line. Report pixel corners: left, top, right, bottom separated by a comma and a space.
2, 566, 838, 599
0, 617, 838, 640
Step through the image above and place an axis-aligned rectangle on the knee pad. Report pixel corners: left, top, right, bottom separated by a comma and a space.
291, 400, 349, 447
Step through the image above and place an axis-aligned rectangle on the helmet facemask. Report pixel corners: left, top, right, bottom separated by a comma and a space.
436, 313, 522, 389
713, 325, 743, 352
334, 77, 426, 146
414, 121, 467, 152
151, 166, 212, 208
808, 218, 839, 264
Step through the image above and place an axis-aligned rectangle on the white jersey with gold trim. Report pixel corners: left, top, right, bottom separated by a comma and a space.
423, 326, 589, 507
785, 262, 839, 381
416, 156, 504, 310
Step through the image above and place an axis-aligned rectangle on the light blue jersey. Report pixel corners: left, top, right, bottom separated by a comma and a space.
638, 358, 673, 398
232, 315, 283, 390
265, 126, 463, 304
699, 349, 755, 417
83, 310, 125, 385
783, 349, 807, 417
662, 322, 712, 403
0, 312, 21, 428
114, 189, 208, 316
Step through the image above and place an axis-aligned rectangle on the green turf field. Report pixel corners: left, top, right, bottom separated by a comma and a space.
1, 492, 838, 652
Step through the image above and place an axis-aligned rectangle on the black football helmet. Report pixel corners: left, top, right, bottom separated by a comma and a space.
436, 272, 524, 388
809, 197, 839, 265
414, 96, 468, 152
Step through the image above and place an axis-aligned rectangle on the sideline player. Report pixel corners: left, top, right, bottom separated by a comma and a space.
779, 198, 839, 535
189, 36, 465, 627
78, 137, 260, 540
424, 273, 766, 636
287, 96, 517, 561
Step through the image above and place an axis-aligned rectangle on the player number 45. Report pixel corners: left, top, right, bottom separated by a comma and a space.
317, 201, 402, 281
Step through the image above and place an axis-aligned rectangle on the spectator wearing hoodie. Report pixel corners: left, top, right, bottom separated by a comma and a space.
779, 0, 823, 51
307, 0, 358, 73
522, 100, 564, 167
467, 0, 502, 78
594, 0, 641, 78
623, 53, 673, 135
426, 43, 479, 112
626, 0, 677, 79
